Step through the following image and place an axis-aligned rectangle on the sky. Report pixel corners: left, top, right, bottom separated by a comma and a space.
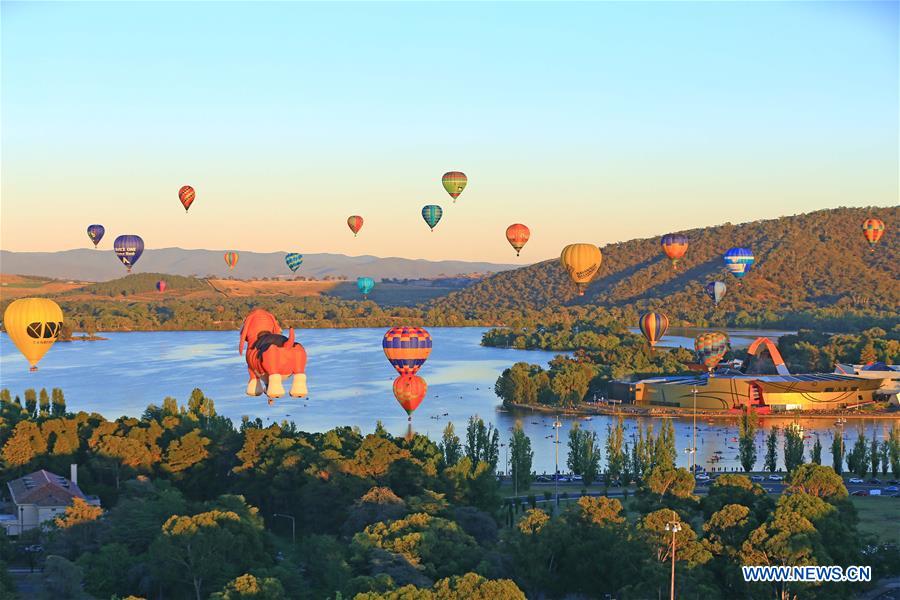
1, 1, 897, 263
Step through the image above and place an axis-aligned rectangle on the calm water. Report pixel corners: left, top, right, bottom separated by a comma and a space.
1, 328, 894, 473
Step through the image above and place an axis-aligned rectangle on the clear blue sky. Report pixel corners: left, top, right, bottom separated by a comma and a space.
2, 1, 897, 262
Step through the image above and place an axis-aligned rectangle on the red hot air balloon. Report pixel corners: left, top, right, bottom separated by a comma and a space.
660, 234, 688, 269
179, 186, 196, 212
393, 374, 427, 420
862, 218, 885, 251
347, 215, 364, 237
224, 252, 239, 270
505, 224, 530, 256
156, 280, 167, 293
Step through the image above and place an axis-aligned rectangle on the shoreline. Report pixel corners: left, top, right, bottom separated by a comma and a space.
503, 401, 900, 421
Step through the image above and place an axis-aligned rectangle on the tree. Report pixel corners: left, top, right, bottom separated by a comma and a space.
2, 420, 47, 466
566, 424, 584, 476
606, 416, 625, 484
510, 421, 533, 493
39, 388, 50, 418
764, 427, 779, 473
51, 388, 66, 417
847, 431, 870, 479
439, 422, 462, 468
870, 438, 880, 478
738, 407, 758, 472
54, 497, 102, 529
890, 425, 900, 478
24, 388, 37, 418
783, 424, 804, 473
785, 464, 847, 500
831, 429, 845, 475
41, 555, 84, 600
811, 435, 822, 465
581, 430, 601, 486
210, 574, 286, 599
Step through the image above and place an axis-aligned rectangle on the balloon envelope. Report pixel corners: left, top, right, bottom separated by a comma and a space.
393, 374, 427, 417
862, 218, 885, 249
506, 224, 530, 256
285, 253, 303, 272
156, 280, 167, 293
224, 252, 239, 270
86, 224, 105, 248
695, 331, 730, 371
348, 215, 364, 236
357, 277, 375, 297
422, 205, 443, 231
723, 247, 754, 279
704, 281, 727, 306
179, 186, 196, 212
383, 327, 432, 375
3, 298, 63, 370
113, 235, 144, 272
638, 312, 669, 347
560, 244, 602, 295
441, 171, 467, 201
660, 233, 688, 268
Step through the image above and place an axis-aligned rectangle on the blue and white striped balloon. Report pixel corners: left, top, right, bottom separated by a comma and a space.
285, 253, 303, 272
723, 247, 754, 279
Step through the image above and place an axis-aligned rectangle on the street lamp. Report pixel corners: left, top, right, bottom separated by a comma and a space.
273, 513, 296, 545
553, 416, 563, 508
664, 510, 682, 600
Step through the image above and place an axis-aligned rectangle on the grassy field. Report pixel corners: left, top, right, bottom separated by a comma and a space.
851, 497, 900, 544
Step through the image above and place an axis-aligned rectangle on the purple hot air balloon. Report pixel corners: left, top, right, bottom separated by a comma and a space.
86, 224, 105, 248
113, 235, 144, 273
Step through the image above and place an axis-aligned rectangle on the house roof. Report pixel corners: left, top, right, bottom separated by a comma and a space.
7, 469, 88, 507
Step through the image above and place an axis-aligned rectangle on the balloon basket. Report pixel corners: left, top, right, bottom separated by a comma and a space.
29, 366, 37, 372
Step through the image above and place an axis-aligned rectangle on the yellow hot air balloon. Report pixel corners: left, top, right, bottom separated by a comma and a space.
3, 298, 64, 371
560, 244, 602, 296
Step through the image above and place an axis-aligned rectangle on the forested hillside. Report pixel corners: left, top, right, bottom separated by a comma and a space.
428, 207, 899, 325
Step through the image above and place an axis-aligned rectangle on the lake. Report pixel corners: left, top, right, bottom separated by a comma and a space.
1, 328, 895, 474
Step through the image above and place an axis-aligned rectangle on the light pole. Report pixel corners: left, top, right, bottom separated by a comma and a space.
837, 417, 847, 474
690, 386, 698, 472
665, 510, 682, 600
273, 513, 295, 545
553, 416, 562, 508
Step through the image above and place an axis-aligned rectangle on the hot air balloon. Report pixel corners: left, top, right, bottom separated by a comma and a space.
660, 233, 688, 269
694, 331, 730, 372
441, 171, 467, 202
156, 280, 167, 293
86, 225, 105, 248
113, 235, 144, 273
383, 327, 432, 375
723, 247, 754, 281
560, 244, 602, 296
862, 218, 885, 251
704, 281, 727, 307
422, 205, 443, 231
224, 252, 239, 270
178, 186, 196, 212
393, 375, 427, 420
638, 312, 669, 348
3, 298, 63, 371
347, 215, 364, 237
357, 277, 375, 298
285, 253, 303, 272
506, 224, 530, 256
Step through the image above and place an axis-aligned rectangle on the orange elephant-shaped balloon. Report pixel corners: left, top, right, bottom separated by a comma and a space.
239, 308, 282, 355
245, 329, 308, 404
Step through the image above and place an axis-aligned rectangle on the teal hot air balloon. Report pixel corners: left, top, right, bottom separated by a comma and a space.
422, 205, 443, 231
285, 253, 303, 272
357, 277, 375, 298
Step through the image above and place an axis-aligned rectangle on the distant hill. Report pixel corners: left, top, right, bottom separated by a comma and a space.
0, 248, 517, 282
428, 207, 900, 320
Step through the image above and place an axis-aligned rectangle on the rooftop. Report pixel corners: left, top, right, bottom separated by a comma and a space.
7, 469, 89, 507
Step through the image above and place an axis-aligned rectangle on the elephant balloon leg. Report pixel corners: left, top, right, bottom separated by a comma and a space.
246, 373, 265, 396
267, 374, 285, 398
290, 373, 308, 398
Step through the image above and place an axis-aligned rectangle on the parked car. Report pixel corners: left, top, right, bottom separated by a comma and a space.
849, 478, 865, 484
695, 473, 710, 481
868, 478, 882, 485
767, 474, 784, 481
750, 475, 765, 482
884, 486, 899, 493
851, 490, 868, 496
887, 480, 899, 485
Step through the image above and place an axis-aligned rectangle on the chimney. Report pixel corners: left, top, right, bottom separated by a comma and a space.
70, 464, 78, 486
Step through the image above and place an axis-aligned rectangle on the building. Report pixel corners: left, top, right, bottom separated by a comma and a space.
609, 336, 887, 413
1, 466, 100, 536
